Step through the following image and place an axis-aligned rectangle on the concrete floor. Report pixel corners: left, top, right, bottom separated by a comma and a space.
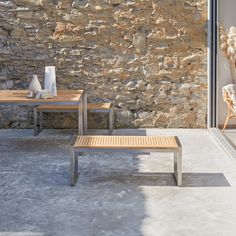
225, 129, 236, 147
0, 129, 236, 236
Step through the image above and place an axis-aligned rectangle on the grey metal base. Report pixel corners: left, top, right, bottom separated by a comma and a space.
70, 147, 182, 187
34, 107, 114, 136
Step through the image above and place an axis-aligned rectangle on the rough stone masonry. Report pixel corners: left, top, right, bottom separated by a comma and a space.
0, 0, 207, 129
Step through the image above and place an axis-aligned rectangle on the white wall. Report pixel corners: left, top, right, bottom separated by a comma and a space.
218, 0, 236, 126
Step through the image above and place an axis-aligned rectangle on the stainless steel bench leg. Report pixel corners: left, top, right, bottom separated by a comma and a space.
39, 111, 43, 131
174, 151, 177, 180
174, 149, 182, 187
177, 148, 182, 186
78, 98, 83, 135
70, 149, 79, 186
83, 93, 87, 134
109, 108, 114, 135
33, 108, 38, 136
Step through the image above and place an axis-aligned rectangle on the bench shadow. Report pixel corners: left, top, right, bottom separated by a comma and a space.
182, 173, 231, 187
90, 172, 231, 187
113, 129, 147, 136
0, 130, 231, 236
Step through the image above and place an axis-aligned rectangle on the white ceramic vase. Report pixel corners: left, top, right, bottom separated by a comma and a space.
29, 75, 41, 95
44, 66, 57, 96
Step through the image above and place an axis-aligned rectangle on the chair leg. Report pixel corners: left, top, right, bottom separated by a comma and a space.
70, 149, 79, 186
33, 108, 38, 136
109, 108, 114, 135
222, 115, 230, 132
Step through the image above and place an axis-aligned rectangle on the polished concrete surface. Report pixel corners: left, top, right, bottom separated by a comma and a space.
0, 129, 235, 236
225, 129, 236, 147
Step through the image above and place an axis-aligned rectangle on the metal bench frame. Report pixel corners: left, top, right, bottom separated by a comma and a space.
34, 104, 114, 135
70, 136, 182, 187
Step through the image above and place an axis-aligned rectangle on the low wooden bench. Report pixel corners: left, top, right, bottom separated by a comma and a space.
34, 103, 114, 135
70, 135, 182, 186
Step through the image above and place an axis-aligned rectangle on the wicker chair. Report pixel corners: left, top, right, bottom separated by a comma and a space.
222, 85, 236, 132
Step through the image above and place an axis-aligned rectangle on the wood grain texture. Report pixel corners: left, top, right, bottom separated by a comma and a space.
74, 136, 180, 150
36, 103, 112, 111
0, 90, 83, 103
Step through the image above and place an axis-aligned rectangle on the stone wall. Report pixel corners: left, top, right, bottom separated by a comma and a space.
0, 0, 208, 129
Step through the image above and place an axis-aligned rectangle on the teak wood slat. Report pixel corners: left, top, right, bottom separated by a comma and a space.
74, 136, 180, 150
37, 103, 112, 111
0, 89, 87, 136
71, 135, 182, 187
0, 90, 83, 103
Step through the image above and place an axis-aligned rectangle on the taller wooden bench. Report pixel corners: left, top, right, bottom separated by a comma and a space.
70, 135, 182, 186
34, 103, 114, 135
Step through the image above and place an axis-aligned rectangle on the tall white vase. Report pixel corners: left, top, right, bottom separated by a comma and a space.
29, 75, 41, 95
45, 66, 57, 96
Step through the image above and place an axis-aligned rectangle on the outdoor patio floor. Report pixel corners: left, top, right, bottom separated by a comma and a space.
0, 129, 236, 236
225, 129, 236, 147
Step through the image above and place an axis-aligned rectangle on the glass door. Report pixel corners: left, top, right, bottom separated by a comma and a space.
217, 0, 236, 146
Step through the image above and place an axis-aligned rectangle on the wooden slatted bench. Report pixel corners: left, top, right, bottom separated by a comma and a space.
34, 103, 114, 135
70, 135, 182, 186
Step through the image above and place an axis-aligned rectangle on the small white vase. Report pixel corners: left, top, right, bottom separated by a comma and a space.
29, 75, 41, 95
45, 66, 57, 96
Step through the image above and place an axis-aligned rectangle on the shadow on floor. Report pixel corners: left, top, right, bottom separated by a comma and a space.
0, 131, 147, 236
0, 129, 232, 236
112, 129, 147, 136
182, 173, 231, 187
89, 172, 231, 187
